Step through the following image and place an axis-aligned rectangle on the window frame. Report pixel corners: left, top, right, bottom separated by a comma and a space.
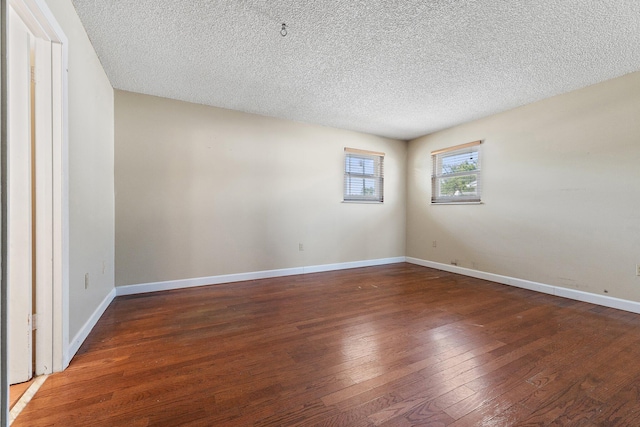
343, 148, 384, 203
431, 141, 482, 204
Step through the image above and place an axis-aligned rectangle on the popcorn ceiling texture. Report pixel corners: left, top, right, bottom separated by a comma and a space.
71, 0, 640, 140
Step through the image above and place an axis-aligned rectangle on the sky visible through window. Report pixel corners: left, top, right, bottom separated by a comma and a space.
346, 156, 375, 175
441, 150, 478, 171
345, 155, 381, 199
346, 157, 374, 196
439, 150, 478, 197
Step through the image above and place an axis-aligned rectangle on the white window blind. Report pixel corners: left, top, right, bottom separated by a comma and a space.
344, 148, 384, 203
431, 141, 482, 204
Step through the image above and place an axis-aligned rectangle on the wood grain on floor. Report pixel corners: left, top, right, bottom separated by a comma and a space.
11, 263, 640, 426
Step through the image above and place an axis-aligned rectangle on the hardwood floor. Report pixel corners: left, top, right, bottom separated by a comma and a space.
12, 263, 640, 426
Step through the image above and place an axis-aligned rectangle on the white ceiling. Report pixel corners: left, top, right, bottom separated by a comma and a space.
71, 1, 640, 140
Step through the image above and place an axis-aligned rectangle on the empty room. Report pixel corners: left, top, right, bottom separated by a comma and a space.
3, 0, 640, 426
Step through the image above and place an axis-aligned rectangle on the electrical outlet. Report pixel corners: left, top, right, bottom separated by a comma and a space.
299, 243, 304, 251
636, 264, 640, 276
432, 240, 437, 248
84, 273, 89, 289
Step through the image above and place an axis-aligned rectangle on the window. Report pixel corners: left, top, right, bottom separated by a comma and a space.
344, 148, 384, 202
431, 141, 482, 204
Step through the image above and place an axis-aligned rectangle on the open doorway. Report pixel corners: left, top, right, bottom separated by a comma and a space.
7, 0, 67, 389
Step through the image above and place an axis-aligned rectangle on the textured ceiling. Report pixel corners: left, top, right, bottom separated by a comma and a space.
71, 0, 640, 140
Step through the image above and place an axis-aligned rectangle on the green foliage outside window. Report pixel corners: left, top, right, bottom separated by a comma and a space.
440, 161, 478, 196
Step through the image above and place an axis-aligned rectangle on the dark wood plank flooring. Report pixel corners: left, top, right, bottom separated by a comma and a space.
12, 263, 640, 426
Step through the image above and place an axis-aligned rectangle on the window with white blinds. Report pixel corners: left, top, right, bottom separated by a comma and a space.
344, 148, 384, 203
431, 141, 482, 204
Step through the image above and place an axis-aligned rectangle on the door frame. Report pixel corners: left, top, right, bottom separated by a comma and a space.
1, 0, 8, 422
7, 2, 34, 384
8, 0, 68, 376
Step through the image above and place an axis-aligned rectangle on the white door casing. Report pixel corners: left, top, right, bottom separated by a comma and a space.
8, 0, 68, 383
33, 34, 54, 376
8, 4, 33, 384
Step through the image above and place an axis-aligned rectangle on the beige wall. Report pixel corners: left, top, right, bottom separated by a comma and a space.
407, 71, 640, 302
115, 91, 406, 287
45, 0, 115, 339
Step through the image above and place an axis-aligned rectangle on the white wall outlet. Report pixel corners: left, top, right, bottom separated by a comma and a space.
299, 243, 304, 251
636, 264, 640, 276
84, 273, 89, 289
432, 240, 437, 248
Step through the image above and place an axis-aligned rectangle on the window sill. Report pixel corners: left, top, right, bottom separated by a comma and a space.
342, 200, 384, 204
431, 201, 483, 205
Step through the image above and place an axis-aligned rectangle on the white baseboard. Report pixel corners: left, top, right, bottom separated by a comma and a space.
116, 257, 407, 297
65, 287, 116, 366
302, 257, 406, 275
406, 257, 640, 315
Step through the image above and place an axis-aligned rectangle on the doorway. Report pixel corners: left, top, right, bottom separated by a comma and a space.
7, 0, 67, 386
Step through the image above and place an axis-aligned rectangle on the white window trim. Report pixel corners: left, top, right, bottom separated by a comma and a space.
343, 147, 384, 203
431, 140, 482, 204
